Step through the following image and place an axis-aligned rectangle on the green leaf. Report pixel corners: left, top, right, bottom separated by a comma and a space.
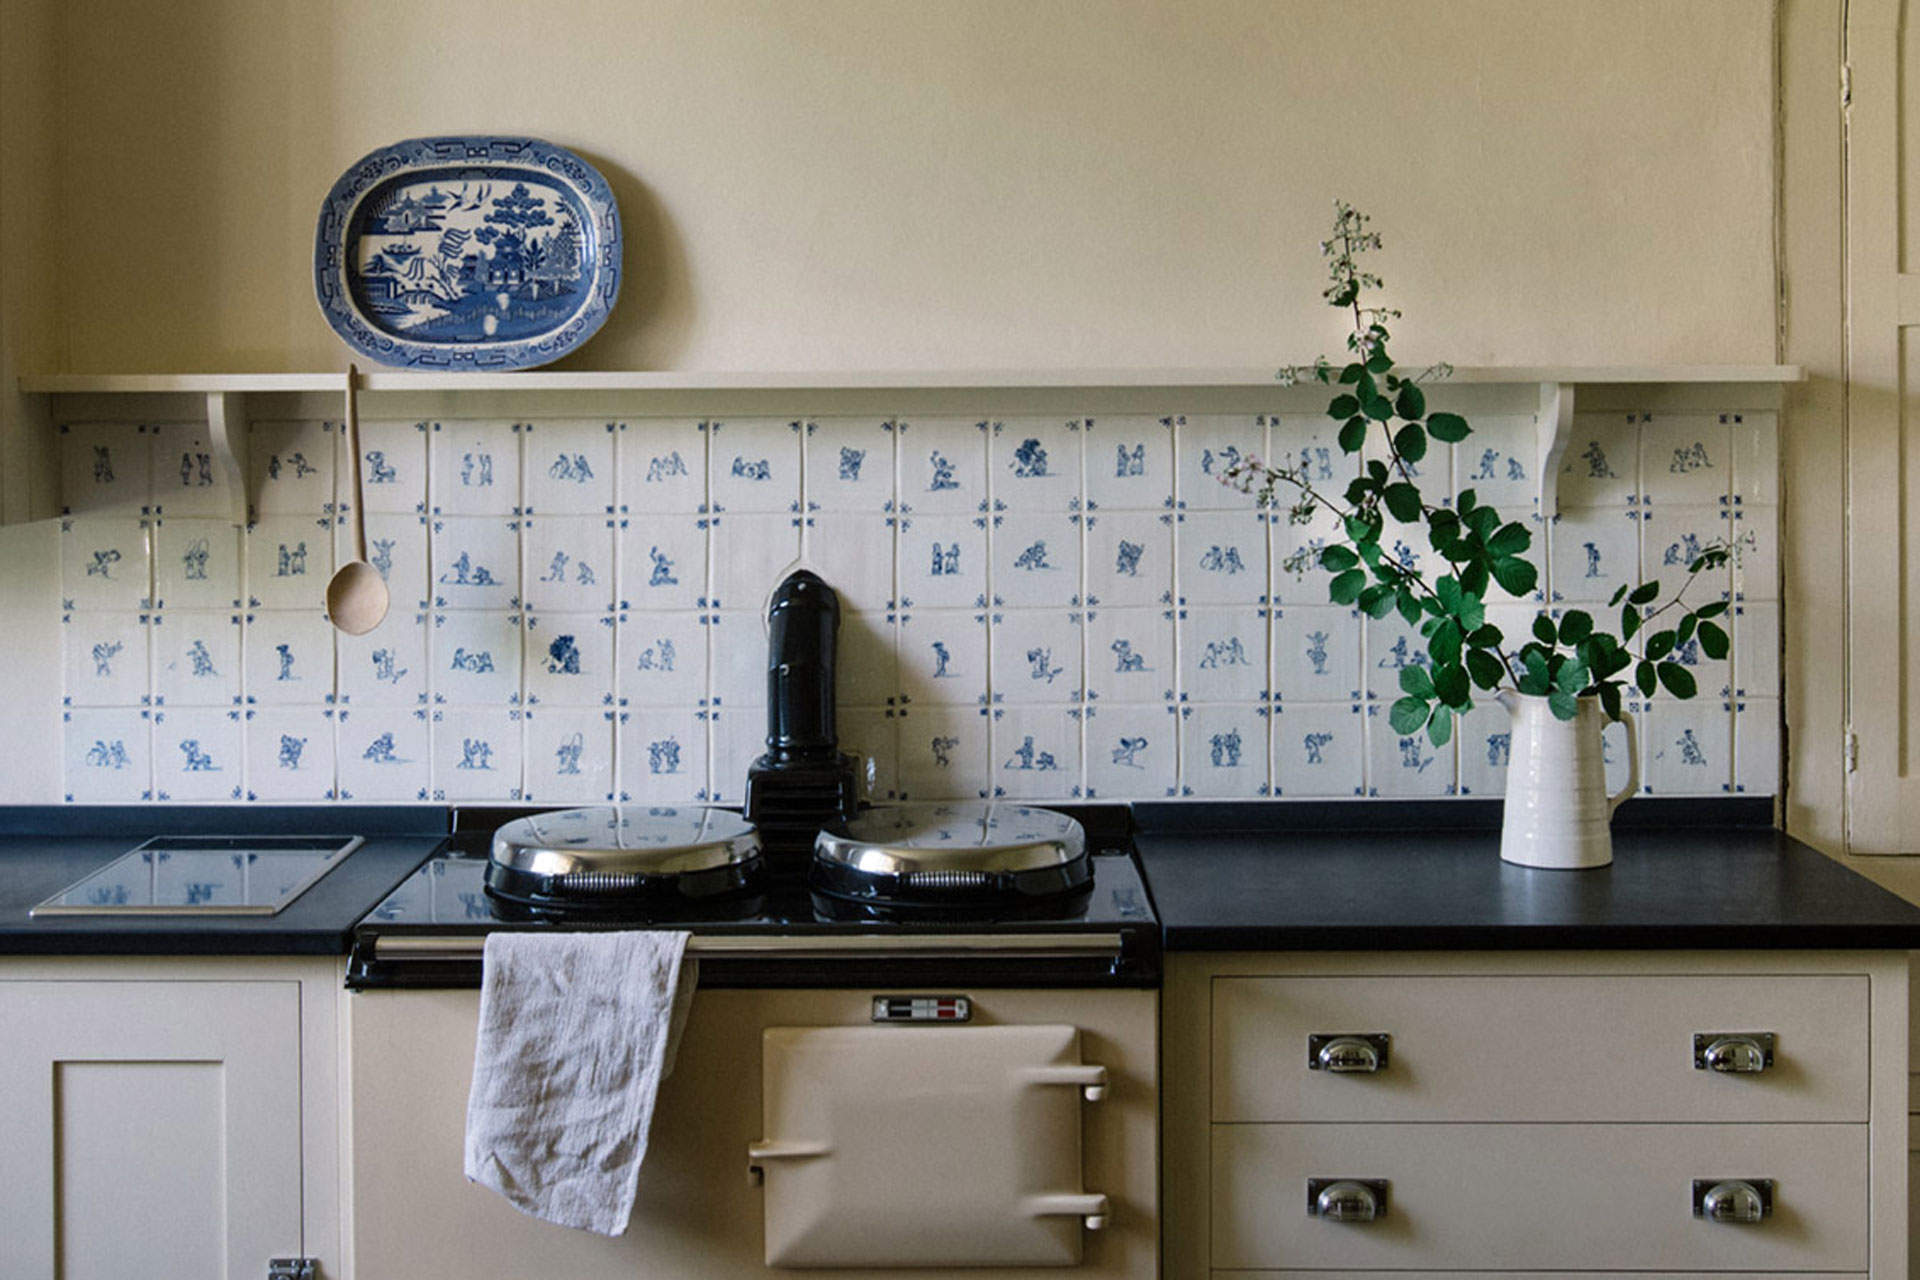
1399, 663, 1435, 698
1328, 568, 1366, 605
1599, 681, 1622, 723
1465, 504, 1501, 538
1395, 383, 1427, 420
1656, 661, 1697, 699
1337, 415, 1368, 453
1635, 659, 1657, 698
1466, 648, 1507, 690
1430, 619, 1464, 666
1532, 614, 1557, 645
1628, 579, 1661, 606
1558, 610, 1593, 645
1396, 588, 1423, 626
1389, 695, 1430, 734
1491, 556, 1538, 597
1383, 483, 1422, 523
1695, 599, 1730, 619
1608, 583, 1629, 607
1328, 393, 1360, 419
1367, 350, 1394, 375
1457, 488, 1478, 515
1393, 423, 1428, 463
1675, 612, 1696, 645
1547, 689, 1579, 721
1460, 559, 1489, 597
1427, 704, 1454, 748
1487, 521, 1532, 557
1345, 514, 1379, 543
1427, 411, 1471, 443
1555, 657, 1590, 695
1339, 362, 1365, 385
1364, 395, 1394, 422
1467, 623, 1504, 647
1318, 544, 1358, 572
1621, 603, 1641, 643
1520, 649, 1552, 696
1645, 630, 1675, 661
1359, 584, 1397, 619
1435, 575, 1463, 614
1698, 619, 1730, 660
1433, 661, 1471, 706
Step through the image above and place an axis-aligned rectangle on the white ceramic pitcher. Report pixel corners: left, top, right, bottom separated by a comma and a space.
1496, 690, 1638, 870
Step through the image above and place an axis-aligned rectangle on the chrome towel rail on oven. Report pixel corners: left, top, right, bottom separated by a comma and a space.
370, 932, 1128, 963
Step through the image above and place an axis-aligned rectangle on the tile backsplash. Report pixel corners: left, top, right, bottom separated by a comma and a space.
55, 405, 1781, 804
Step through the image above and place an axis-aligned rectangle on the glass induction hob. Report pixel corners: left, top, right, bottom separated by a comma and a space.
31, 835, 364, 917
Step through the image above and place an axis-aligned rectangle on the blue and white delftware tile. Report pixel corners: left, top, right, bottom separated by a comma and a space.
1084, 703, 1177, 799
1451, 414, 1537, 515
990, 418, 1082, 514
349, 513, 431, 611
1643, 700, 1732, 795
1085, 608, 1174, 704
431, 707, 524, 802
1548, 507, 1638, 605
151, 422, 230, 518
617, 611, 708, 709
898, 610, 989, 707
430, 517, 520, 610
522, 709, 615, 804
704, 707, 761, 807
1622, 595, 1731, 699
337, 615, 430, 708
838, 609, 900, 708
335, 708, 430, 802
1175, 511, 1267, 608
617, 708, 707, 803
1265, 500, 1349, 607
351, 420, 428, 515
61, 424, 152, 516
618, 515, 707, 613
1270, 606, 1361, 704
839, 709, 900, 803
154, 519, 241, 611
1558, 414, 1641, 507
1730, 505, 1778, 602
246, 517, 333, 611
1271, 701, 1365, 798
618, 420, 707, 515
250, 420, 336, 517
1362, 427, 1452, 514
65, 613, 148, 709
1175, 415, 1267, 512
1085, 512, 1172, 609
64, 708, 152, 802
1729, 412, 1779, 507
992, 706, 1082, 800
522, 420, 616, 516
521, 516, 617, 615
523, 614, 616, 708
708, 513, 802, 614
896, 705, 990, 800
1263, 411, 1357, 501
431, 611, 523, 706
1084, 416, 1173, 512
242, 611, 335, 706
151, 707, 243, 802
806, 514, 895, 616
429, 421, 521, 516
243, 707, 336, 801
896, 418, 988, 515
708, 418, 801, 515
1456, 702, 1511, 798
63, 517, 152, 611
989, 513, 1081, 608
1178, 607, 1267, 704
152, 611, 241, 707
1732, 601, 1780, 701
1638, 504, 1733, 590
805, 418, 895, 514
1364, 702, 1456, 798
709, 611, 771, 711
1733, 697, 1782, 795
1363, 611, 1433, 702
1640, 415, 1732, 507
1177, 703, 1268, 798
989, 612, 1083, 707
897, 514, 987, 610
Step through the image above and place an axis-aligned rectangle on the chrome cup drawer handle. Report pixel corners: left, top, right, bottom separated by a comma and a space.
1307, 1178, 1389, 1222
1308, 1033, 1391, 1073
1694, 1032, 1775, 1073
1694, 1178, 1774, 1224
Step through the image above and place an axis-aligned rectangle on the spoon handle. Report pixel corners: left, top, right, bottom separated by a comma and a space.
345, 363, 368, 563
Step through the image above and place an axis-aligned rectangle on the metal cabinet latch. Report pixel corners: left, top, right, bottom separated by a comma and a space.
1693, 1032, 1775, 1073
1693, 1178, 1775, 1223
1307, 1178, 1389, 1222
268, 1261, 319, 1280
1307, 1033, 1391, 1073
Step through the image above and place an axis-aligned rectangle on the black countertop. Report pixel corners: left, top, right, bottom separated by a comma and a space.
0, 807, 444, 956
1132, 799, 1920, 951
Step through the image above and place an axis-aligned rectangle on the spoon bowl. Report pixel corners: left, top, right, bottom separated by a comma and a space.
325, 362, 391, 635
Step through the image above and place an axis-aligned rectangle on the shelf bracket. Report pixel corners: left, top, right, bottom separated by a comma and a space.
204, 390, 250, 526
1536, 381, 1574, 519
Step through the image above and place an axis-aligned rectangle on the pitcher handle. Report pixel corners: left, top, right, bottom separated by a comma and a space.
1608, 709, 1640, 816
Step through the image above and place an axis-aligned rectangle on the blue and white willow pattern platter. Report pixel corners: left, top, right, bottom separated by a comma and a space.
314, 136, 621, 370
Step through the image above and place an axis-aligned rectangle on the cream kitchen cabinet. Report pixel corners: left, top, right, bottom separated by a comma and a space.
0, 956, 343, 1280
1163, 950, 1911, 1278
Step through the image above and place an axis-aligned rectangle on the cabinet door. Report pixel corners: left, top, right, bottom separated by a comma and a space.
0, 980, 304, 1280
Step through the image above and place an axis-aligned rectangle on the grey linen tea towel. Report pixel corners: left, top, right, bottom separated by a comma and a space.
464, 930, 697, 1235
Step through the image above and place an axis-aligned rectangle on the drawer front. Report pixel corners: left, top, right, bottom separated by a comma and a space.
1212, 974, 1868, 1123
1212, 1122, 1866, 1273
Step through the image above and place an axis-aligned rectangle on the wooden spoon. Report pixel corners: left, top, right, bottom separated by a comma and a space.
325, 363, 391, 635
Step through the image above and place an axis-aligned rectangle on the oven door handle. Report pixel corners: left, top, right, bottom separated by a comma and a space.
1026, 1192, 1110, 1231
369, 932, 1128, 963
1020, 1063, 1109, 1101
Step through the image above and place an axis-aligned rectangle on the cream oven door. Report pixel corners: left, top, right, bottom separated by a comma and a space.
750, 1025, 1110, 1268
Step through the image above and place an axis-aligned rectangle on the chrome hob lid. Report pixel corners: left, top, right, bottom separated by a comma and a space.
813, 803, 1084, 877
486, 807, 765, 916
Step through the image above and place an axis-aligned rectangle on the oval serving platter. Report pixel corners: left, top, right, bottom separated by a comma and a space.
314, 136, 620, 370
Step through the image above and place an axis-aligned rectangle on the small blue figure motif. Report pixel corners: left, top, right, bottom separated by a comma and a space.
183, 538, 210, 581
1582, 441, 1618, 479
730, 456, 771, 481
542, 551, 571, 583
646, 452, 688, 482
1584, 542, 1603, 578
1004, 736, 1059, 771
1392, 540, 1418, 570
93, 445, 114, 483
276, 542, 308, 577
930, 735, 958, 767
1209, 730, 1242, 768
1486, 732, 1511, 767
459, 738, 494, 771
276, 644, 296, 682
555, 732, 584, 776
364, 451, 397, 484
1013, 541, 1052, 571
1303, 732, 1333, 765
1115, 540, 1143, 577
86, 549, 121, 579
450, 647, 495, 674
460, 451, 494, 487
931, 641, 955, 678
440, 551, 498, 587
1026, 647, 1062, 683
372, 648, 407, 684
1197, 637, 1248, 670
1474, 449, 1501, 481
370, 538, 395, 580
1115, 443, 1145, 478
1508, 457, 1526, 480
1670, 442, 1712, 474
1677, 729, 1707, 766
179, 451, 213, 487
928, 451, 959, 491
364, 732, 401, 764
85, 739, 130, 769
91, 640, 121, 678
1011, 438, 1049, 479
1662, 532, 1706, 568
179, 739, 217, 772
648, 546, 678, 587
1199, 544, 1245, 575
278, 734, 306, 770
546, 634, 582, 675
1398, 736, 1435, 774
1200, 446, 1243, 477
648, 738, 682, 775
839, 447, 865, 482
1376, 636, 1429, 672
1300, 446, 1334, 481
635, 637, 677, 672
1302, 630, 1332, 676
1111, 639, 1147, 673
188, 639, 217, 678
930, 542, 962, 576
1111, 737, 1148, 768
549, 453, 595, 483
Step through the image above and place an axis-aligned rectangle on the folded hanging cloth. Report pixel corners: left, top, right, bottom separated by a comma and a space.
464, 930, 697, 1236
